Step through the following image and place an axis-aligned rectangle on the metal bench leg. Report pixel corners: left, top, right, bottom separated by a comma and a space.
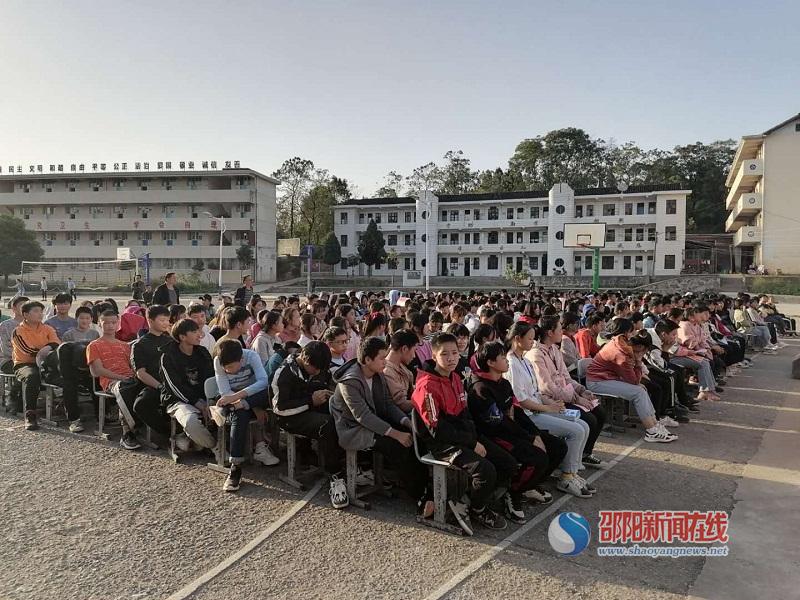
207, 422, 230, 475
279, 433, 306, 490
169, 417, 180, 463
40, 386, 61, 427
139, 425, 159, 450
417, 464, 464, 535
345, 449, 368, 509
94, 395, 110, 440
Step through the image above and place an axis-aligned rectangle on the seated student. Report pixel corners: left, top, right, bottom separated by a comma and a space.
560, 313, 581, 372
87, 310, 142, 450
505, 322, 597, 499
382, 329, 418, 413
62, 306, 100, 343
298, 313, 317, 347
209, 340, 273, 492
12, 301, 61, 430
322, 326, 349, 372
646, 321, 699, 414
733, 298, 774, 352
330, 336, 431, 514
0, 296, 28, 412
186, 304, 216, 353
160, 318, 217, 452
444, 322, 471, 378
409, 312, 432, 370
468, 341, 570, 522
271, 341, 347, 507
251, 310, 284, 363
585, 318, 678, 443
574, 314, 604, 359
412, 333, 508, 534
44, 293, 78, 340
217, 306, 250, 347
117, 302, 148, 342
746, 297, 781, 348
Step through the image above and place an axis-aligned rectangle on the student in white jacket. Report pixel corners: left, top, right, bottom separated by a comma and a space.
504, 321, 598, 499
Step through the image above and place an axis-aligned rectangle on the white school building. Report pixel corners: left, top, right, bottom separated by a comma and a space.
334, 183, 689, 279
0, 166, 279, 284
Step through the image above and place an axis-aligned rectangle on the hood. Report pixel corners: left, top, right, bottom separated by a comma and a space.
332, 357, 361, 384
124, 305, 144, 316
468, 354, 490, 379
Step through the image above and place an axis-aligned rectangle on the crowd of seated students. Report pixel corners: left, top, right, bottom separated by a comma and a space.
2, 275, 794, 535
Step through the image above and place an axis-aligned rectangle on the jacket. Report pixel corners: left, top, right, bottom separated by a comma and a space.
467, 372, 538, 440
677, 320, 710, 354
270, 353, 314, 416
12, 321, 60, 365
527, 342, 586, 404
383, 358, 415, 413
574, 328, 601, 359
411, 361, 476, 460
160, 343, 214, 407
213, 349, 267, 405
560, 333, 579, 370
503, 351, 542, 406
117, 306, 147, 342
152, 283, 180, 306
330, 359, 408, 451
586, 336, 642, 385
233, 285, 253, 308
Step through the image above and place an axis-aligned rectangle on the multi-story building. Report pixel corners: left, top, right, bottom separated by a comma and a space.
724, 112, 800, 274
334, 183, 689, 279
0, 167, 279, 283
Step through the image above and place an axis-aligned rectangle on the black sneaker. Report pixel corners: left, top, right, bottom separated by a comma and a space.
674, 413, 690, 423
24, 411, 39, 431
223, 465, 242, 492
582, 454, 606, 469
119, 432, 141, 450
470, 507, 507, 531
684, 401, 701, 412
503, 493, 526, 524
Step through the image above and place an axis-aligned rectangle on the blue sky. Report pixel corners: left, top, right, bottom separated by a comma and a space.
1, 0, 797, 195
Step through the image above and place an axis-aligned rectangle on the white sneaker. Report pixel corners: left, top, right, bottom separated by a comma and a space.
253, 442, 280, 466
556, 476, 593, 498
68, 419, 84, 433
329, 475, 349, 509
645, 426, 678, 443
208, 405, 227, 428
659, 416, 680, 428
776, 342, 788, 348
174, 433, 191, 452
574, 474, 597, 494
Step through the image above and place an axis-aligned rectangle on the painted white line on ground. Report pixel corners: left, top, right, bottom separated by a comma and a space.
164, 479, 324, 600
423, 438, 645, 600
725, 387, 800, 396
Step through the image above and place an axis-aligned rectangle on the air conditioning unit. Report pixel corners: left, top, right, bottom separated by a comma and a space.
69, 214, 76, 219
117, 240, 124, 246
94, 241, 100, 247
167, 240, 174, 246
467, 222, 473, 228
46, 241, 52, 247
70, 240, 76, 246
117, 214, 124, 219
510, 221, 515, 226
142, 240, 149, 246
191, 240, 198, 246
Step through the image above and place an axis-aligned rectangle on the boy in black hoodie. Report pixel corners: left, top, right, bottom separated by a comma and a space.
160, 319, 216, 451
467, 341, 567, 524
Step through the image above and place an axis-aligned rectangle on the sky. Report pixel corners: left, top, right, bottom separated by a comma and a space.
1, 0, 798, 196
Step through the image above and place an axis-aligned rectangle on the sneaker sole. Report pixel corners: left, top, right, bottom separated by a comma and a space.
448, 500, 474, 536
644, 436, 678, 443
223, 484, 240, 492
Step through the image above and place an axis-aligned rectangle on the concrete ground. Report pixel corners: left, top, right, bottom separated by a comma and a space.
0, 337, 798, 599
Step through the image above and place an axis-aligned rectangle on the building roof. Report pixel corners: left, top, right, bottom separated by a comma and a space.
762, 112, 800, 136
726, 111, 800, 187
342, 183, 689, 207
0, 168, 280, 185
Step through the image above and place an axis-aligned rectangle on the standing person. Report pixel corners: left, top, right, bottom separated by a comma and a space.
152, 272, 180, 306
142, 285, 154, 306
44, 293, 78, 339
234, 275, 254, 308
12, 301, 61, 430
39, 277, 48, 301
66, 277, 77, 301
14, 279, 26, 299
131, 275, 145, 302
0, 296, 28, 412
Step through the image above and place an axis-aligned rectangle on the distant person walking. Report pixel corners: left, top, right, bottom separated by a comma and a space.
14, 279, 25, 299
131, 274, 145, 302
152, 272, 180, 306
66, 277, 77, 301
39, 277, 48, 301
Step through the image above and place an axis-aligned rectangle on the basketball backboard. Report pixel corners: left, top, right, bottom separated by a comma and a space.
277, 238, 302, 256
562, 223, 606, 248
116, 247, 132, 260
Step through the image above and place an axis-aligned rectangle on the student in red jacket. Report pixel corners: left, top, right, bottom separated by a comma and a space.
575, 313, 604, 358
412, 333, 507, 534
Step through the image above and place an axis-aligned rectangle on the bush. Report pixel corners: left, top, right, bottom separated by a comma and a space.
749, 277, 800, 296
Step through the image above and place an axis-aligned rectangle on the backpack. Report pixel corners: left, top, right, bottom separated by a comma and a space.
40, 348, 64, 387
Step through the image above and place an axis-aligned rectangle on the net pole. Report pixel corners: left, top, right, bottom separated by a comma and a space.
592, 247, 600, 292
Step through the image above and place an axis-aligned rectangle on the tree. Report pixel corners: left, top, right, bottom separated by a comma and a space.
322, 232, 342, 266
406, 162, 445, 195
475, 167, 526, 193
440, 150, 478, 194
236, 245, 254, 271
272, 157, 315, 238
374, 171, 404, 197
191, 259, 205, 273
357, 219, 387, 277
297, 183, 336, 246
0, 215, 44, 286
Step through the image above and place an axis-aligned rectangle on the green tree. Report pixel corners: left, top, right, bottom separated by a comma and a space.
374, 171, 404, 197
236, 245, 254, 271
440, 150, 478, 194
191, 259, 205, 273
357, 219, 387, 277
322, 232, 342, 266
406, 162, 444, 195
475, 167, 526, 193
0, 215, 44, 286
272, 157, 315, 238
510, 128, 605, 190
297, 183, 336, 246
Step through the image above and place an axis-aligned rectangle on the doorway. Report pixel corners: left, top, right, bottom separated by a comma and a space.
464, 257, 470, 277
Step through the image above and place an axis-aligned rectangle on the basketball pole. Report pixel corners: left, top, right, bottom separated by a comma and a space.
592, 247, 600, 292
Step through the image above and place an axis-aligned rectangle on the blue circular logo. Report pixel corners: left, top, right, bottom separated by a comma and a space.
548, 512, 591, 556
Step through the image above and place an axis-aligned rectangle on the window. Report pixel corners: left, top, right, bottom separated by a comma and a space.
188, 231, 203, 241
387, 257, 398, 270
647, 227, 656, 242
556, 205, 565, 215
529, 256, 539, 270
90, 232, 103, 246
387, 234, 397, 246
530, 207, 539, 219
623, 256, 632, 270
648, 201, 656, 214
488, 206, 498, 220
506, 232, 514, 244
472, 257, 480, 270
90, 180, 102, 192
162, 205, 176, 218
161, 179, 173, 191
358, 214, 365, 225
440, 210, 448, 222
488, 255, 499, 270
624, 203, 633, 215
405, 234, 412, 246
450, 210, 459, 221
450, 257, 459, 270
636, 202, 645, 215
113, 206, 125, 218
43, 206, 55, 217
585, 205, 594, 217
666, 199, 677, 215
90, 206, 105, 219
440, 233, 447, 243
112, 179, 125, 190
374, 213, 381, 223
473, 232, 480, 244
450, 233, 458, 244
138, 231, 152, 241
601, 256, 615, 270
635, 228, 644, 242
530, 231, 540, 244
404, 258, 412, 270
606, 229, 616, 242
139, 180, 150, 191
506, 207, 514, 220
161, 231, 176, 246
664, 255, 676, 270
67, 232, 80, 245
114, 231, 128, 241
516, 207, 524, 216
488, 231, 498, 244
464, 233, 470, 244
473, 209, 481, 221
574, 205, 583, 218
405, 211, 413, 223
584, 255, 592, 270
67, 182, 77, 192
603, 204, 615, 216
340, 213, 348, 224
624, 228, 632, 242
665, 226, 677, 241
506, 256, 513, 268
516, 232, 523, 244
388, 212, 398, 223
542, 207, 549, 215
